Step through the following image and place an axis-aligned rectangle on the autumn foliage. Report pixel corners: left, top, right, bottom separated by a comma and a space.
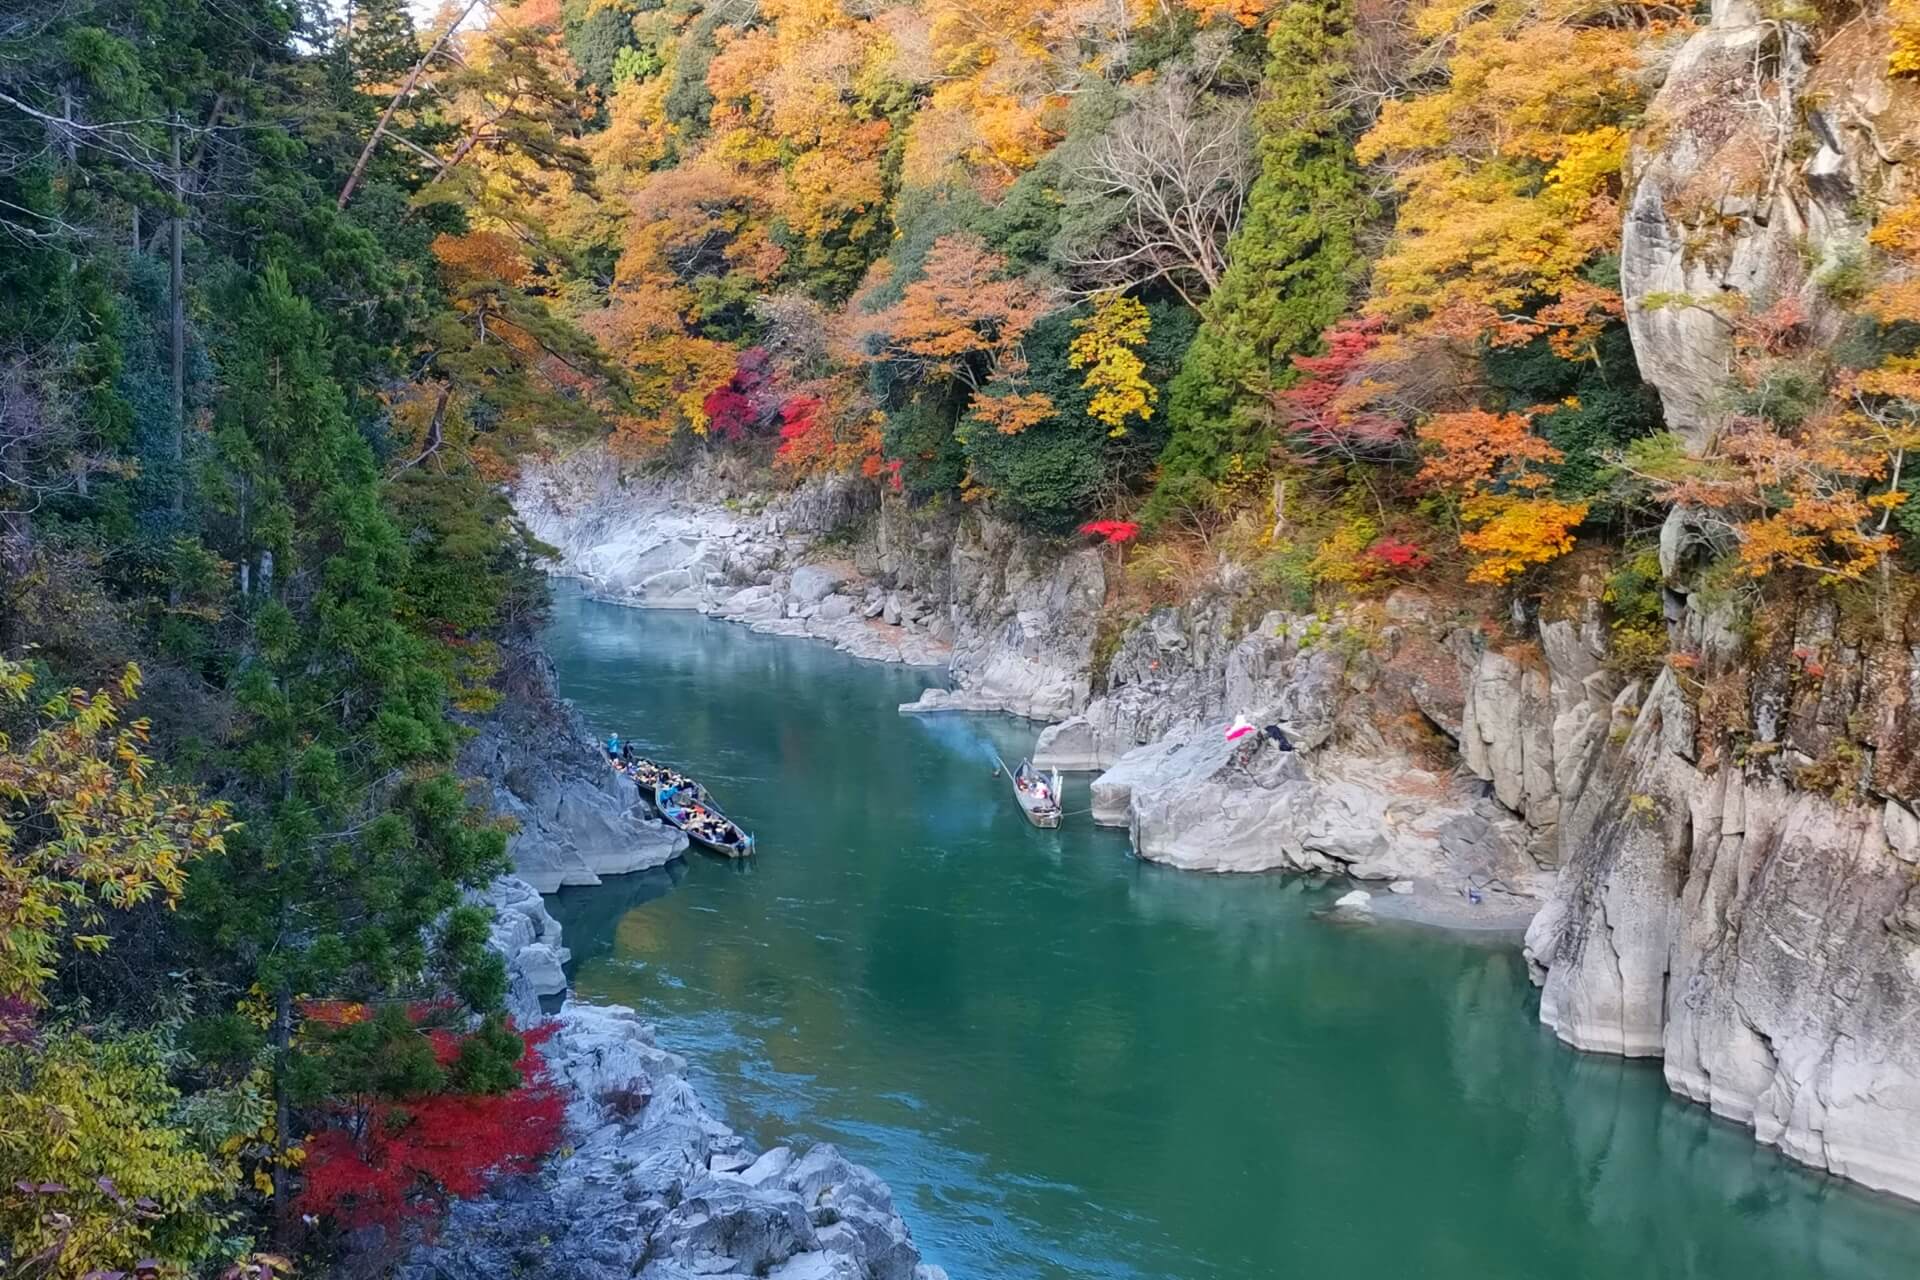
297, 1022, 565, 1230
1079, 519, 1142, 544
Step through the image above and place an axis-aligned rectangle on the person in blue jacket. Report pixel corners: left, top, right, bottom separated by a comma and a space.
605, 731, 620, 759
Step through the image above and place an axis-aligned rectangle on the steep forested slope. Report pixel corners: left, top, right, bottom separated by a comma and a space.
10, 0, 1920, 1269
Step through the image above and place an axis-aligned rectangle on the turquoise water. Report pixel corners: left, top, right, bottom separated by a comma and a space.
542, 585, 1920, 1279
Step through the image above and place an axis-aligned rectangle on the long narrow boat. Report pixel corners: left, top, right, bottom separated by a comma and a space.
999, 755, 1063, 829
609, 752, 756, 857
656, 783, 756, 858
621, 755, 716, 811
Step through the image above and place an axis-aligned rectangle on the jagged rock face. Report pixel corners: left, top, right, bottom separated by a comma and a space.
1620, 0, 1914, 450
403, 1004, 946, 1280
1524, 659, 1920, 1200
458, 641, 686, 891
475, 877, 571, 1024
1058, 598, 1544, 899
1521, 574, 1920, 1199
1457, 612, 1631, 864
931, 516, 1105, 721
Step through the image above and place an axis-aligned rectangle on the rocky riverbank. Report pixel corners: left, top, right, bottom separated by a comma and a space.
458, 631, 685, 892
420, 882, 944, 1280
443, 618, 947, 1280
420, 885, 947, 1280
516, 448, 1106, 720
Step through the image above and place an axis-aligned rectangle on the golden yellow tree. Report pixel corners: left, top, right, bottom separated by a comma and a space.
1069, 293, 1156, 436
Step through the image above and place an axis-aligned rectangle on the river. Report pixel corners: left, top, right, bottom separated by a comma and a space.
541, 585, 1920, 1279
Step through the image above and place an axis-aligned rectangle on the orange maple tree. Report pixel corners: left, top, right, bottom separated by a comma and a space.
863, 234, 1058, 432
1417, 407, 1587, 582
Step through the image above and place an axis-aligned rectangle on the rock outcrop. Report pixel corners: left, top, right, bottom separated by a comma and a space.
458, 635, 686, 891
1049, 592, 1545, 906
1511, 0, 1920, 1199
405, 1001, 946, 1280
1620, 0, 1914, 448
477, 876, 573, 1024
1519, 575, 1920, 1200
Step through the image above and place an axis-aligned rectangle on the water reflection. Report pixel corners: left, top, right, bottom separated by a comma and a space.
542, 586, 1920, 1280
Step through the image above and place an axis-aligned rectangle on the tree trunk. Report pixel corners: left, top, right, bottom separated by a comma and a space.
271, 985, 293, 1238
336, 0, 484, 211
169, 113, 185, 521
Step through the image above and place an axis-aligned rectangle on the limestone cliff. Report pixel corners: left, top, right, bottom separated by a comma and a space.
1621, 0, 1919, 449
458, 629, 686, 892
516, 446, 1104, 721
1505, 0, 1920, 1200
1515, 589, 1920, 1200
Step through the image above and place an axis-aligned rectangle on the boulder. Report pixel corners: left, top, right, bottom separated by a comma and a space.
513, 942, 567, 994
404, 1001, 938, 1280
789, 564, 846, 605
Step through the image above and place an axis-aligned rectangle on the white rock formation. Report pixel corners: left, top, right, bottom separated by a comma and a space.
1058, 598, 1541, 900
476, 876, 572, 1023
519, 445, 1106, 717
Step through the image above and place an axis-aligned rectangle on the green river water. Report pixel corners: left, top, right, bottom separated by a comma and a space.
542, 585, 1920, 1279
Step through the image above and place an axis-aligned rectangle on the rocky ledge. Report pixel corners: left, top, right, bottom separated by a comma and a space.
1034, 592, 1552, 919
405, 996, 945, 1280
516, 448, 952, 667
458, 635, 686, 892
442, 875, 946, 1280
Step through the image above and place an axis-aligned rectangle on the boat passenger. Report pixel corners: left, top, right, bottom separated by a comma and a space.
605, 732, 621, 758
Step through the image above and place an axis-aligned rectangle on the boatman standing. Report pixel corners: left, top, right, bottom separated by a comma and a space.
606, 731, 620, 759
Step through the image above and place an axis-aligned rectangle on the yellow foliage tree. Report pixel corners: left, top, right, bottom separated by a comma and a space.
1356, 0, 1660, 341
1, 1034, 235, 1278
0, 660, 237, 1276
1416, 408, 1587, 581
1069, 293, 1156, 436
0, 661, 234, 1007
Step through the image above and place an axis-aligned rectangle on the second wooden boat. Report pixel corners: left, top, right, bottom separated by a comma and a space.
656, 782, 756, 858
998, 754, 1063, 828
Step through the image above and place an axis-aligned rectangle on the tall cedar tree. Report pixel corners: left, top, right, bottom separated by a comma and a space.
1146, 0, 1374, 523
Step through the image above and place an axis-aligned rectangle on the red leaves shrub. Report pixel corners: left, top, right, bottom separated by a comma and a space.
774, 395, 823, 449
296, 1024, 565, 1230
702, 347, 775, 441
1078, 519, 1140, 545
1364, 537, 1430, 572
1273, 317, 1404, 460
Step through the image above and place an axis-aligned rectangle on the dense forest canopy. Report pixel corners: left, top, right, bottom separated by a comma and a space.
4, 0, 1920, 1272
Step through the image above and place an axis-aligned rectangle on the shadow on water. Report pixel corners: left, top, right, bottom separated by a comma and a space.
539, 583, 1920, 1280
549, 861, 686, 976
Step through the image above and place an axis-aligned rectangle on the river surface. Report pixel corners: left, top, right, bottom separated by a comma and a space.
542, 585, 1920, 1279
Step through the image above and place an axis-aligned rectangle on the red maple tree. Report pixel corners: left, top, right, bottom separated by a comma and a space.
296, 1023, 566, 1230
1273, 317, 1404, 462
1078, 519, 1140, 545
1364, 537, 1431, 572
701, 347, 775, 441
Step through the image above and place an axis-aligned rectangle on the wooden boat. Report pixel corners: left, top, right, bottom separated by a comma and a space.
655, 783, 756, 858
607, 750, 755, 857
1000, 755, 1063, 829
620, 755, 716, 811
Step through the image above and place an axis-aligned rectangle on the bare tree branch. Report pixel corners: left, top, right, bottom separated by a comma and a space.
1064, 72, 1253, 306
336, 0, 486, 210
